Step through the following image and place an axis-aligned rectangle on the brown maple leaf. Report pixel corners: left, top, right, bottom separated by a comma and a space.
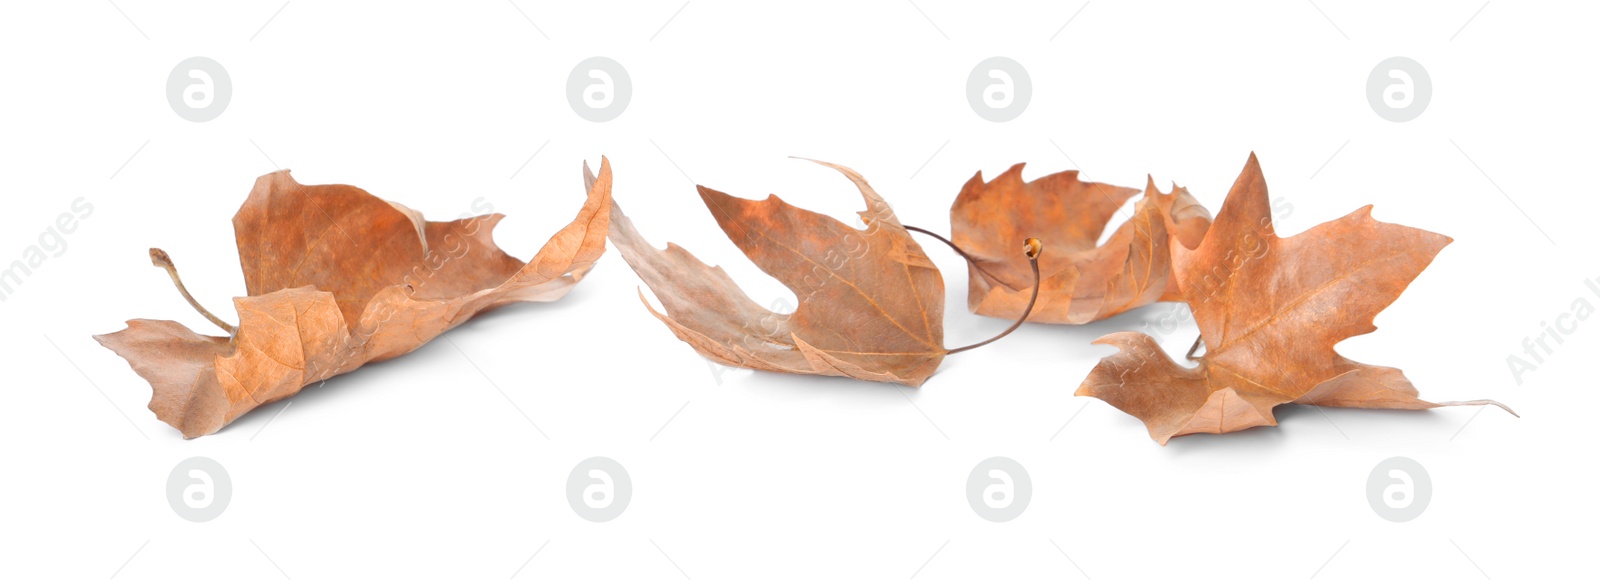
94, 159, 612, 438
607, 159, 1040, 386
1076, 154, 1512, 444
951, 164, 1212, 324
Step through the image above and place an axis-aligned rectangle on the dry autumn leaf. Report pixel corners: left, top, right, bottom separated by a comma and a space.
95, 159, 612, 438
1076, 154, 1512, 444
951, 164, 1212, 324
607, 159, 1040, 386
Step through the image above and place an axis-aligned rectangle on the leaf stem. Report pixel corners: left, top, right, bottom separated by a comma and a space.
150, 248, 236, 336
1186, 334, 1204, 361
903, 226, 1042, 355
904, 225, 979, 264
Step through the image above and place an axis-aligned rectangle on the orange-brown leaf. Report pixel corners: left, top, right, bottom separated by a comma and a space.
95, 160, 612, 438
1076, 154, 1511, 444
608, 160, 946, 386
951, 164, 1211, 324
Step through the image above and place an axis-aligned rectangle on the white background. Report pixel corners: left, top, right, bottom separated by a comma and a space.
1, 1, 1594, 578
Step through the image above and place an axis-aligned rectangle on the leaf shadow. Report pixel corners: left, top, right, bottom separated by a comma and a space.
733, 365, 916, 404
221, 286, 603, 439
1157, 404, 1479, 455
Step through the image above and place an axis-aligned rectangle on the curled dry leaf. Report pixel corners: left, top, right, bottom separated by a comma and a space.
608, 159, 1039, 386
95, 159, 613, 438
1075, 154, 1513, 445
951, 164, 1212, 324
609, 160, 943, 385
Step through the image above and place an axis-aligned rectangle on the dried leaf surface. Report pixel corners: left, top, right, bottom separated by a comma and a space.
1075, 154, 1510, 444
951, 164, 1211, 324
95, 160, 612, 438
607, 160, 947, 386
